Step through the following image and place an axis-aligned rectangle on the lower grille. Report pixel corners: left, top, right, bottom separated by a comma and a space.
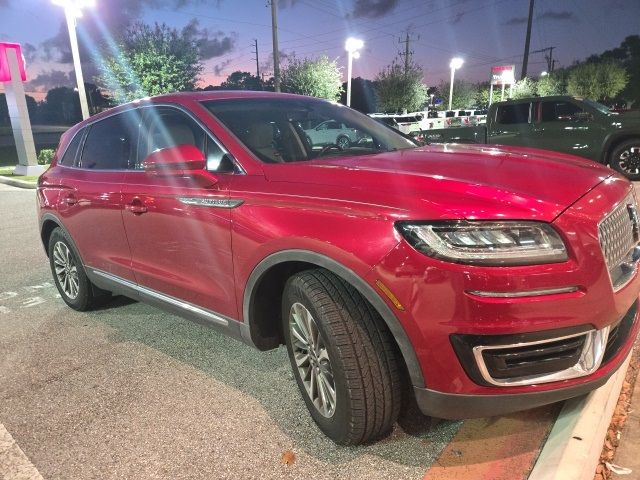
482, 335, 586, 380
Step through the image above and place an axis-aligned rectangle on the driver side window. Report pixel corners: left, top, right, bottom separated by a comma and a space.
138, 106, 234, 173
541, 101, 584, 122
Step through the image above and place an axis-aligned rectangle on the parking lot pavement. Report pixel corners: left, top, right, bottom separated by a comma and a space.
0, 183, 554, 479
0, 183, 463, 479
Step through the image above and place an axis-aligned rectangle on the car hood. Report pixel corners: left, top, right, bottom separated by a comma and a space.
263, 144, 613, 222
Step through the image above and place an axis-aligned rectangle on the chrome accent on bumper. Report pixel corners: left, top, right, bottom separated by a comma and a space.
472, 326, 610, 387
467, 286, 579, 298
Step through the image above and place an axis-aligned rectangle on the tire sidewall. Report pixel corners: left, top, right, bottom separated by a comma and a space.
282, 276, 354, 444
336, 135, 350, 150
48, 227, 92, 311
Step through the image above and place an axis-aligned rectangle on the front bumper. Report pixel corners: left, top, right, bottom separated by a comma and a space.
368, 176, 640, 411
413, 362, 617, 419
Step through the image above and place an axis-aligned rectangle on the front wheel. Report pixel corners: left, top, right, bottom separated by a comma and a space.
610, 139, 640, 181
282, 269, 402, 445
336, 135, 351, 150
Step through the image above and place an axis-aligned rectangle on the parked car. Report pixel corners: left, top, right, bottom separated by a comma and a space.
427, 96, 640, 180
368, 113, 422, 135
303, 120, 360, 150
39, 91, 640, 446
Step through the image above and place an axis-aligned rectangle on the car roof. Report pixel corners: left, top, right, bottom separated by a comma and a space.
493, 95, 579, 105
77, 90, 330, 127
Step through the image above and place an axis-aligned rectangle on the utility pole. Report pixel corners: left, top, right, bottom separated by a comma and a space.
521, 0, 535, 79
270, 0, 281, 92
530, 46, 556, 73
398, 31, 415, 74
251, 39, 260, 79
545, 46, 555, 72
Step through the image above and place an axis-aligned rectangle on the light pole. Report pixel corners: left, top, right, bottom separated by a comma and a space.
52, 0, 94, 120
345, 37, 363, 107
448, 57, 463, 111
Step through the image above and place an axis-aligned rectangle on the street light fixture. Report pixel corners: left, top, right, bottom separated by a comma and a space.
448, 57, 463, 111
540, 71, 548, 77
52, 0, 94, 120
345, 37, 363, 107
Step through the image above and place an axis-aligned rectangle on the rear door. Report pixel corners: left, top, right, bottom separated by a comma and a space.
120, 105, 238, 319
488, 102, 535, 147
55, 110, 139, 281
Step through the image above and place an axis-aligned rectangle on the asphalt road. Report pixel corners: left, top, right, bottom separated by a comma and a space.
0, 183, 463, 479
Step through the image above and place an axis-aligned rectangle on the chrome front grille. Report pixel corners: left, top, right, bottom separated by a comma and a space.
598, 192, 639, 290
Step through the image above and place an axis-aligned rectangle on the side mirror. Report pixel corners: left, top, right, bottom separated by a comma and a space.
143, 144, 206, 174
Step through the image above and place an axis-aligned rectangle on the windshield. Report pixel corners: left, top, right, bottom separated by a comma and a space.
202, 98, 417, 163
582, 99, 612, 115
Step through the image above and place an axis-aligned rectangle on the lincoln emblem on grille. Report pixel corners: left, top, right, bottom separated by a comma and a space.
627, 203, 640, 241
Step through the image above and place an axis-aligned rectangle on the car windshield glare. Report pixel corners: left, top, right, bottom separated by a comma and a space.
202, 98, 417, 164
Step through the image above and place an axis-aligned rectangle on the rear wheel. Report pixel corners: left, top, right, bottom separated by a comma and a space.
610, 139, 640, 181
282, 269, 402, 445
48, 227, 110, 311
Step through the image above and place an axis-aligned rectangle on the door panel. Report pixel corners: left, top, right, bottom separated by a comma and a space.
488, 102, 535, 147
121, 105, 238, 319
56, 169, 132, 279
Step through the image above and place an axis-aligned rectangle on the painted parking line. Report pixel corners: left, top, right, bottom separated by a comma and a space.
0, 423, 43, 480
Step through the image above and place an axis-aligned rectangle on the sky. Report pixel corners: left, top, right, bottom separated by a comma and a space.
1, 0, 639, 100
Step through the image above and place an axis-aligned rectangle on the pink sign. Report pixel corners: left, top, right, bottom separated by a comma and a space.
0, 42, 27, 82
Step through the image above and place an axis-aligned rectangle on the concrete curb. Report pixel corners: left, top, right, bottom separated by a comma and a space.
528, 354, 631, 480
0, 176, 37, 189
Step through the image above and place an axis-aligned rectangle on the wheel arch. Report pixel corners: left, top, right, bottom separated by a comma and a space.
602, 132, 640, 164
39, 213, 85, 266
242, 249, 425, 388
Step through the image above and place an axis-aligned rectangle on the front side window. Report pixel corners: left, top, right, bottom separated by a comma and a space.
496, 103, 530, 125
137, 106, 234, 173
80, 110, 141, 170
202, 98, 416, 164
540, 101, 584, 122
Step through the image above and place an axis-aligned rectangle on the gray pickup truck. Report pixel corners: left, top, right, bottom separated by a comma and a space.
425, 96, 640, 180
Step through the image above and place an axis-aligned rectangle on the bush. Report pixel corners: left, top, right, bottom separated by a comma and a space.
38, 149, 55, 165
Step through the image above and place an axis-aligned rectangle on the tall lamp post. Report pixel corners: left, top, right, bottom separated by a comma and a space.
52, 0, 94, 120
345, 37, 363, 107
448, 57, 463, 111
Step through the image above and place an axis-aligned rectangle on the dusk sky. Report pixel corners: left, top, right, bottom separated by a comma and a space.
1, 0, 639, 100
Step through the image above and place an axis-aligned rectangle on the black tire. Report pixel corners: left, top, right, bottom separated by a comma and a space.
610, 139, 640, 181
282, 269, 402, 445
336, 135, 351, 150
48, 227, 110, 311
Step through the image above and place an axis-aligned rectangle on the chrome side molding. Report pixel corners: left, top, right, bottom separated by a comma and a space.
178, 197, 244, 208
91, 269, 229, 327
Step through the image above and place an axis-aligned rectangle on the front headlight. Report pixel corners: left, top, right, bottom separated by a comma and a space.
396, 221, 568, 266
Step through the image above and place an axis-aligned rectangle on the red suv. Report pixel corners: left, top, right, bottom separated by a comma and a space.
38, 91, 640, 445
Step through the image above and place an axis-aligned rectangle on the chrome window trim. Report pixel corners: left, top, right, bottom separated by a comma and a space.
467, 286, 579, 298
60, 102, 245, 175
91, 269, 229, 327
472, 326, 610, 387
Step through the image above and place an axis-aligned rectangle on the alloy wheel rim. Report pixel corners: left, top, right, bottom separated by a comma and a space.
53, 241, 80, 300
337, 137, 349, 150
619, 146, 640, 175
289, 302, 336, 418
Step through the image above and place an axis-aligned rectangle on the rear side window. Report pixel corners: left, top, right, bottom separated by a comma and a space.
496, 103, 530, 124
80, 110, 141, 170
58, 129, 84, 166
